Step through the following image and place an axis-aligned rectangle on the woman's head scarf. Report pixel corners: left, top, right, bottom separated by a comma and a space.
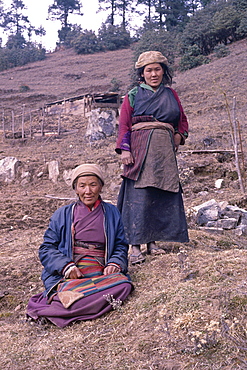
135, 51, 168, 69
71, 164, 105, 188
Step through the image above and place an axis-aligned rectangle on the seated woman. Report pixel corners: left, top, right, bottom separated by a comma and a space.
27, 163, 133, 328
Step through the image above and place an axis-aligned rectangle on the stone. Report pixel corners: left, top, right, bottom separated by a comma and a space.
214, 218, 238, 230
47, 160, 59, 183
85, 108, 117, 141
0, 157, 21, 183
215, 179, 225, 189
63, 169, 73, 186
196, 203, 220, 226
236, 225, 247, 236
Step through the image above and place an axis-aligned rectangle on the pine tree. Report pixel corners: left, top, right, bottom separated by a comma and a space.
48, 0, 83, 29
155, 0, 189, 30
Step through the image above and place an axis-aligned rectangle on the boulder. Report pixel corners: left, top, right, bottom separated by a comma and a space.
0, 157, 21, 183
85, 108, 117, 141
47, 160, 59, 183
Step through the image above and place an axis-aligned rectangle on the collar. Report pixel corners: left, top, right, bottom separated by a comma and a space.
140, 83, 163, 92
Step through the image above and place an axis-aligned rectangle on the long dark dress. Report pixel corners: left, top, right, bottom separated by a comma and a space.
117, 84, 189, 245
117, 178, 188, 244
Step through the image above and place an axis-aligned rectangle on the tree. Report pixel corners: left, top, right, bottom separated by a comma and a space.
180, 6, 216, 55
186, 0, 201, 15
154, 0, 189, 31
72, 30, 101, 54
5, 32, 26, 49
1, 0, 45, 47
136, 0, 156, 23
98, 0, 134, 29
98, 24, 132, 50
48, 0, 83, 31
117, 0, 134, 29
98, 0, 117, 26
232, 0, 247, 13
213, 5, 240, 44
2, 0, 30, 35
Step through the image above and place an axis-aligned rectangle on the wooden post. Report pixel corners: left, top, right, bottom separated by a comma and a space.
237, 118, 246, 184
58, 112, 61, 135
12, 110, 15, 138
83, 96, 86, 117
2, 110, 5, 140
29, 109, 32, 138
21, 104, 25, 139
41, 106, 44, 136
232, 97, 245, 193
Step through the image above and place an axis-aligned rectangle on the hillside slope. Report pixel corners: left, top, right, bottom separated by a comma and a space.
0, 48, 134, 111
0, 41, 247, 370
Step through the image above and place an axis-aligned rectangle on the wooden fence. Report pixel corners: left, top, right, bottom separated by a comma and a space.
1, 92, 120, 140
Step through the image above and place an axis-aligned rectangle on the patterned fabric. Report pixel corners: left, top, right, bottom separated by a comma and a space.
56, 256, 131, 308
123, 129, 152, 181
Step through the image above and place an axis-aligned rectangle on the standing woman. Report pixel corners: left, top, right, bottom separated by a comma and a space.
116, 51, 189, 265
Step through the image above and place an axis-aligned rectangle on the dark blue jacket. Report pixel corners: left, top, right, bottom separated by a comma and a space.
39, 201, 129, 296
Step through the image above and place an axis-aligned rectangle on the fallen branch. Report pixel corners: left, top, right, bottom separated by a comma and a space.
180, 149, 239, 154
45, 195, 76, 200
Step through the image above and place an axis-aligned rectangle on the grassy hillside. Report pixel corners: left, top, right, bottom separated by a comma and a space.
0, 48, 133, 111
1, 39, 247, 152
0, 40, 247, 369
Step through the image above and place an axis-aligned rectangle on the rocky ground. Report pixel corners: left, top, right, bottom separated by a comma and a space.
1, 41, 247, 369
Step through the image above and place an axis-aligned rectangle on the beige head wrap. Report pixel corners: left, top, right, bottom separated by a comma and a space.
71, 164, 105, 188
135, 51, 168, 69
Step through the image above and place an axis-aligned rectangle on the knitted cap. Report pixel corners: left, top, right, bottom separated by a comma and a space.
71, 164, 105, 188
135, 51, 168, 69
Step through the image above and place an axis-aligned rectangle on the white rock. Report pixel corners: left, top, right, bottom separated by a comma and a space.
215, 179, 225, 189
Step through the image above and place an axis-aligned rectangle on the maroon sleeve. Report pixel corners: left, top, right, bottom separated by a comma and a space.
115, 94, 134, 154
170, 88, 189, 139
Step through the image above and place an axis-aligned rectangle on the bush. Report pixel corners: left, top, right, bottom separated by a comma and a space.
98, 25, 132, 51
0, 45, 46, 71
73, 30, 102, 54
110, 78, 122, 92
58, 25, 83, 48
179, 45, 210, 71
236, 11, 247, 39
19, 84, 30, 92
213, 44, 230, 58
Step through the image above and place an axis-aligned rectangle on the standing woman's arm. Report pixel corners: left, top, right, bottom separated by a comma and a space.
115, 94, 135, 164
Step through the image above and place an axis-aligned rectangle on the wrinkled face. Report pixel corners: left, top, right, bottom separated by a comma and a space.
142, 63, 164, 90
75, 175, 102, 209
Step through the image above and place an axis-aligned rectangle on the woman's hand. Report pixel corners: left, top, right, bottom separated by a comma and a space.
174, 133, 182, 151
121, 150, 134, 165
67, 266, 83, 279
103, 265, 121, 275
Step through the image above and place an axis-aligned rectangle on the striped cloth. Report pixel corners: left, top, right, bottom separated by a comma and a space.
56, 256, 131, 308
123, 129, 152, 181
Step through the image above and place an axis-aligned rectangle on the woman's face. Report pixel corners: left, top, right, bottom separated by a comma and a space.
142, 63, 164, 90
75, 175, 102, 209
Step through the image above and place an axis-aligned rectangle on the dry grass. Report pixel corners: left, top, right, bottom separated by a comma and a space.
0, 40, 247, 369
0, 48, 133, 111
